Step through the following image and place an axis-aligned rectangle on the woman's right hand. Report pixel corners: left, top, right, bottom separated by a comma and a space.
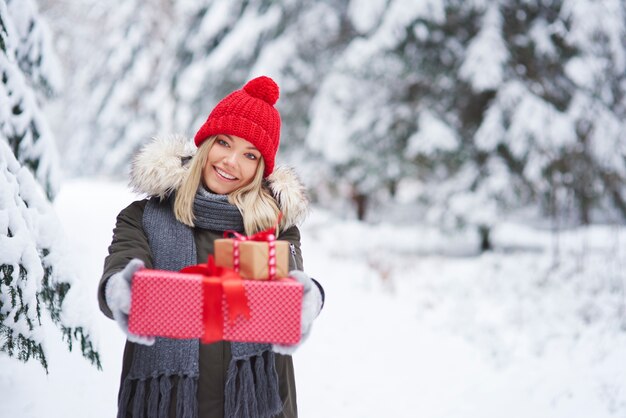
105, 258, 155, 345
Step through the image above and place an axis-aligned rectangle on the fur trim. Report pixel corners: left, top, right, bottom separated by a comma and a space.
130, 135, 195, 200
267, 166, 310, 228
130, 135, 309, 228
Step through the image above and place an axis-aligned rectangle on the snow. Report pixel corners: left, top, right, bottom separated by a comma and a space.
1, 140, 59, 344
0, 51, 61, 196
0, 0, 63, 199
459, 4, 508, 92
6, 0, 63, 92
187, 1, 236, 52
561, 0, 626, 72
475, 81, 577, 162
189, 5, 282, 77
347, 0, 387, 34
2, 179, 626, 417
306, 73, 356, 164
528, 18, 557, 57
405, 110, 458, 157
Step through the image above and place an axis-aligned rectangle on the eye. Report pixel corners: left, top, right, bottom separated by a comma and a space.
245, 153, 258, 161
217, 138, 229, 147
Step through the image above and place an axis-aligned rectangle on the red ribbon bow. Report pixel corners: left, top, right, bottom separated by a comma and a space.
180, 256, 250, 344
224, 213, 283, 280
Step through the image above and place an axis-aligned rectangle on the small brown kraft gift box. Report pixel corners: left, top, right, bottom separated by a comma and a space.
214, 237, 289, 280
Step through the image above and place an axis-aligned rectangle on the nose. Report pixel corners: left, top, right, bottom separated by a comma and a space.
222, 151, 237, 167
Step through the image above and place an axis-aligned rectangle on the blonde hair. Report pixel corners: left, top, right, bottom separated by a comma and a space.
174, 137, 282, 236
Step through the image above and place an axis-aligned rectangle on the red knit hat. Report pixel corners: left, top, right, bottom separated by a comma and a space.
194, 76, 281, 177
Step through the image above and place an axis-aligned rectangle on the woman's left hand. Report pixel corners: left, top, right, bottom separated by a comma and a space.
272, 270, 323, 355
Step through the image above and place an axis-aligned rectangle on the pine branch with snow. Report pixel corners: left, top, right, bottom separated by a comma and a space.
0, 0, 100, 372
0, 140, 101, 372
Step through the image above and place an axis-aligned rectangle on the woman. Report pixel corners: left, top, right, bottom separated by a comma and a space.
97, 76, 324, 418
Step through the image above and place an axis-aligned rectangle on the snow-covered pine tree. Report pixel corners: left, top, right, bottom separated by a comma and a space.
307, 0, 484, 221
172, 0, 354, 154
1, 0, 62, 199
308, 0, 626, 233
172, 0, 288, 127
48, 0, 355, 178
62, 0, 176, 177
470, 0, 626, 227
0, 0, 100, 372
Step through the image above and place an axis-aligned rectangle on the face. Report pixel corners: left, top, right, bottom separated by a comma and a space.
202, 134, 261, 194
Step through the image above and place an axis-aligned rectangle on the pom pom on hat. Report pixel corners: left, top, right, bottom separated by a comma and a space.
243, 76, 279, 105
194, 76, 282, 177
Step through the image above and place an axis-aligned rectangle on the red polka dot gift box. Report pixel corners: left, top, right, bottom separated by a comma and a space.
127, 260, 304, 345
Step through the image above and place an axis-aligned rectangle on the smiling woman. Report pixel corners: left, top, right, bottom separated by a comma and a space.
202, 134, 261, 195
97, 76, 325, 418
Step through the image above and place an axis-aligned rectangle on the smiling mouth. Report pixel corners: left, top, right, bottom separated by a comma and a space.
214, 166, 237, 181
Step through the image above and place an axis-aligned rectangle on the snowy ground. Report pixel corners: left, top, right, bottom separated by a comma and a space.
2, 179, 626, 417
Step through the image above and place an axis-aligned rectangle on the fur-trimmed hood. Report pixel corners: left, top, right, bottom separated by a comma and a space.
129, 135, 309, 228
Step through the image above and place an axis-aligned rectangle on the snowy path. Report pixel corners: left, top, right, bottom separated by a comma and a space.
2, 179, 626, 417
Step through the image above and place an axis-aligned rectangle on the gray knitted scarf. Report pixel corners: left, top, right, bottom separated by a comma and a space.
117, 188, 283, 418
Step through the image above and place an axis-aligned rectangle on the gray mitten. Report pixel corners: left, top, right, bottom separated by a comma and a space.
272, 270, 323, 355
105, 258, 155, 346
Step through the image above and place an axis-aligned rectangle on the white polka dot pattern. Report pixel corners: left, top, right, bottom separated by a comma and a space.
223, 277, 303, 345
127, 270, 304, 345
128, 270, 205, 339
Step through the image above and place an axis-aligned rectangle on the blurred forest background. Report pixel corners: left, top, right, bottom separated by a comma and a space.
42, 0, 626, 234
1, 0, 626, 376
